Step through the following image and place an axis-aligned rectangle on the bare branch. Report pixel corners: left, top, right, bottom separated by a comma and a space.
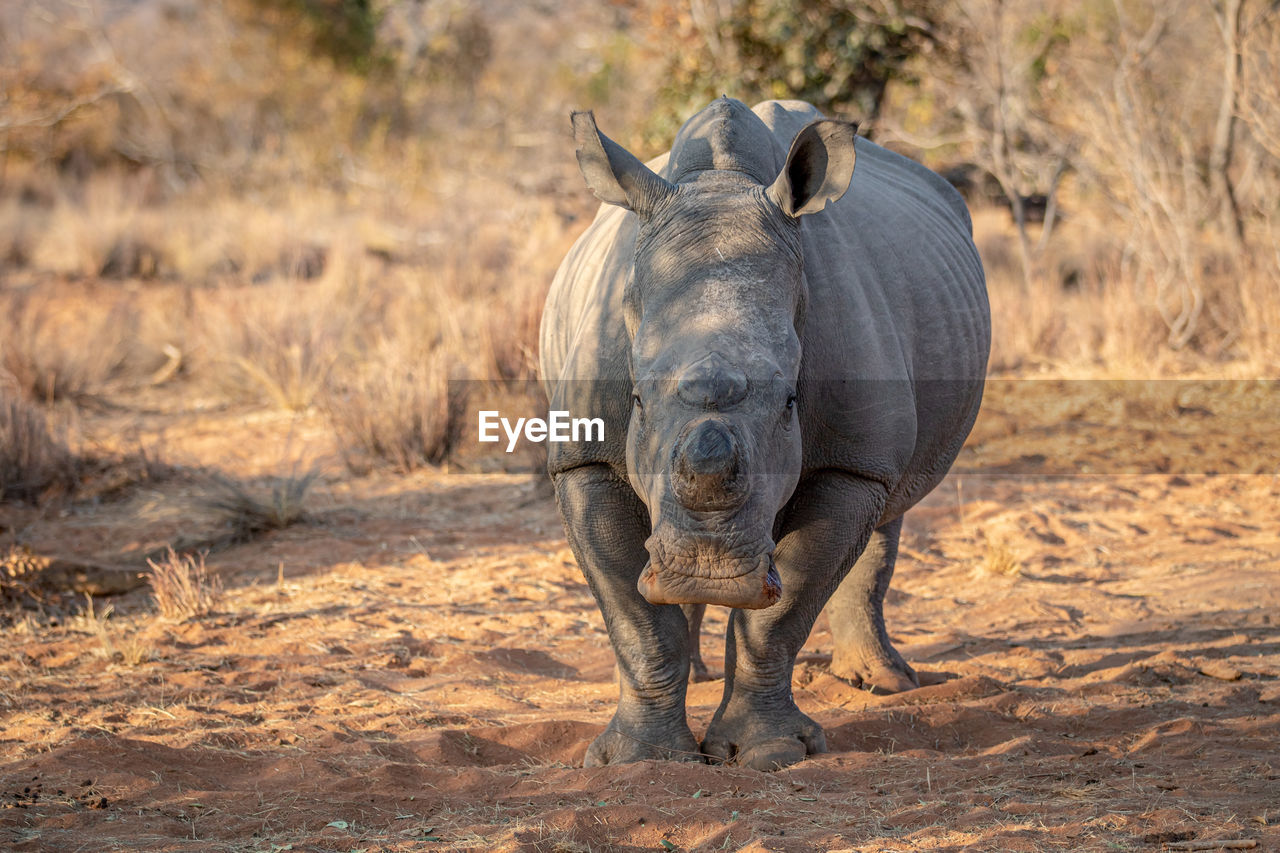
0, 85, 127, 136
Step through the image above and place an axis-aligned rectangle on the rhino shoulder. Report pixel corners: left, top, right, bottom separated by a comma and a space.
850, 137, 974, 237
539, 200, 637, 478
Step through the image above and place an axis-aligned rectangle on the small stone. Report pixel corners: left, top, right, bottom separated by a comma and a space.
1199, 661, 1242, 681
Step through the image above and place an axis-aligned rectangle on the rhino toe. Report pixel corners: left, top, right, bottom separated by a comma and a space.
830, 654, 919, 695
584, 724, 703, 766
702, 706, 826, 771
736, 736, 813, 771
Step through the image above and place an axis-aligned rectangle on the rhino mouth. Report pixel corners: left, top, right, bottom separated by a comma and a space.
637, 533, 782, 609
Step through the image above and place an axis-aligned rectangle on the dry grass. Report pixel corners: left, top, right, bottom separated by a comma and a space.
197, 470, 318, 542
146, 548, 223, 621
974, 207, 1278, 377
978, 537, 1022, 578
310, 205, 566, 471
1, 175, 571, 472
68, 595, 154, 665
0, 286, 144, 404
193, 277, 363, 411
1234, 258, 1280, 375
0, 393, 79, 503
66, 595, 115, 657
323, 345, 467, 472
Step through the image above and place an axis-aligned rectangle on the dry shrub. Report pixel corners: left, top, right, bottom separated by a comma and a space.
979, 209, 1214, 376
1047, 1, 1275, 360
472, 202, 568, 383
1236, 271, 1280, 374
192, 272, 366, 410
0, 287, 141, 404
0, 195, 35, 270
324, 345, 467, 473
481, 281, 545, 383
5, 170, 356, 287
878, 0, 1279, 373
1230, 9, 1280, 372
0, 1, 596, 453
986, 272, 1169, 376
68, 595, 114, 657
979, 538, 1022, 578
0, 394, 79, 503
983, 230, 1275, 376
25, 173, 167, 279
113, 632, 154, 667
313, 209, 561, 472
197, 470, 318, 542
159, 189, 348, 285
146, 548, 223, 621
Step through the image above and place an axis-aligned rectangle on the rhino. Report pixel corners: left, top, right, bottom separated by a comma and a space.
539, 97, 990, 770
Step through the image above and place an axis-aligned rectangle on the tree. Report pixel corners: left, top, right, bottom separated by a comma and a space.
885, 0, 1074, 285
640, 0, 937, 145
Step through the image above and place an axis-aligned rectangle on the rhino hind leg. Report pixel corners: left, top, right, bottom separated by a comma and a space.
554, 466, 702, 766
703, 472, 888, 770
826, 516, 919, 694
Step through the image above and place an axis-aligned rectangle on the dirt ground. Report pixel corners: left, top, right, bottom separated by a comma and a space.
1, 381, 1278, 852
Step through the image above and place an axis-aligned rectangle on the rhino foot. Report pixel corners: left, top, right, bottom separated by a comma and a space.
701, 702, 826, 771
830, 646, 919, 695
584, 720, 703, 766
826, 515, 918, 695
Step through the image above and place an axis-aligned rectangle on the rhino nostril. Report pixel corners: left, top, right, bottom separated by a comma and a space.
682, 420, 737, 475
673, 420, 745, 511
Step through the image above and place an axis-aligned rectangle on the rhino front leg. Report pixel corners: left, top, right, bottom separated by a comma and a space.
554, 465, 701, 765
702, 471, 886, 771
826, 516, 919, 693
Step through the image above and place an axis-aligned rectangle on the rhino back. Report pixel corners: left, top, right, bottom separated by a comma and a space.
790, 126, 988, 515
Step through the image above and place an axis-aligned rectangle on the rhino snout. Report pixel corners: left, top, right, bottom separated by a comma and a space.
671, 418, 746, 510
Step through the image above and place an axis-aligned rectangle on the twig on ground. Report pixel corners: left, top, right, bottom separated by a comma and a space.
1164, 840, 1257, 851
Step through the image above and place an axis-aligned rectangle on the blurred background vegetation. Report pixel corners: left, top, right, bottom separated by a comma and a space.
1, 0, 1278, 480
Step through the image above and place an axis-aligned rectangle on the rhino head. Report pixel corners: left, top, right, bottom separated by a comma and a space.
571, 104, 856, 610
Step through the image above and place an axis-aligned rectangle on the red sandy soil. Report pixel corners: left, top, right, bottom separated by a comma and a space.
2, 382, 1278, 852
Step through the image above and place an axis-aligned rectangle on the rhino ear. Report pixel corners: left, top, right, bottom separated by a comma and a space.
767, 119, 857, 218
572, 111, 675, 218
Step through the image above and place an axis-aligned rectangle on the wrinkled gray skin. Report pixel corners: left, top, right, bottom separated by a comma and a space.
540, 98, 990, 770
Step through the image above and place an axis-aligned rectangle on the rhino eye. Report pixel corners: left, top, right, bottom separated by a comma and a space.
786, 394, 797, 412
632, 392, 643, 412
